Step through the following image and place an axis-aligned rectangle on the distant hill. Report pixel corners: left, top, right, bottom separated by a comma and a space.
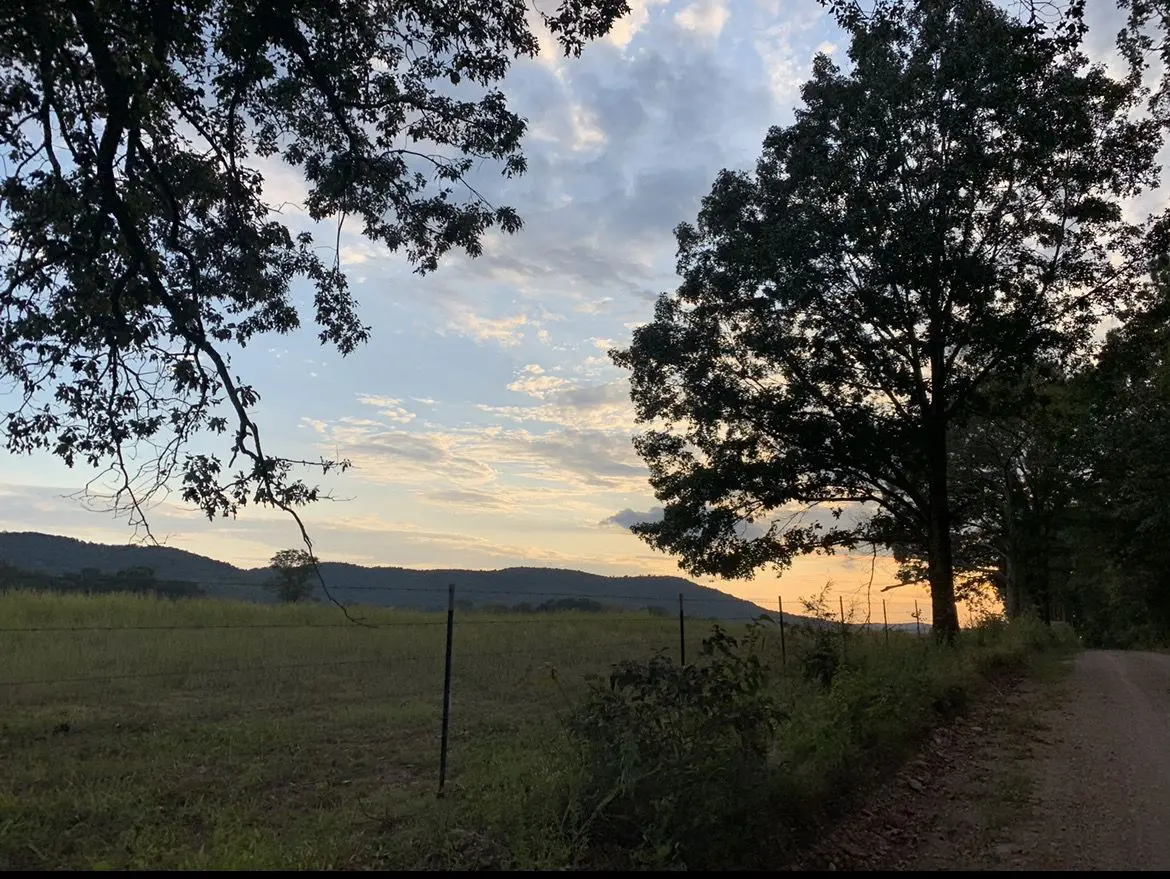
0, 531, 244, 582
0, 531, 793, 622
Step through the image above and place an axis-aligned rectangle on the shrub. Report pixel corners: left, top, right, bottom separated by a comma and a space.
554, 617, 1074, 870
565, 623, 784, 869
800, 628, 842, 688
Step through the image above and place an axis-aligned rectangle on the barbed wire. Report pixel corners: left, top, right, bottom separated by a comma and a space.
0, 636, 696, 689
0, 612, 933, 634
32, 577, 923, 606
0, 615, 692, 634
0, 656, 398, 689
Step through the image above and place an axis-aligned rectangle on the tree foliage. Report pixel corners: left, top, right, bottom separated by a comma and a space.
614, 0, 1159, 636
1055, 289, 1170, 644
942, 369, 1087, 619
0, 0, 627, 531
930, 275, 1170, 644
0, 561, 202, 598
266, 547, 316, 603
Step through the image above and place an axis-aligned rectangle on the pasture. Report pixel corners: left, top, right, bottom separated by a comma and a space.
0, 592, 697, 869
0, 591, 1061, 869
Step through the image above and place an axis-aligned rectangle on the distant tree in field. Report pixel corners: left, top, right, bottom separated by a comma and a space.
267, 549, 317, 603
0, 0, 629, 532
614, 0, 1159, 639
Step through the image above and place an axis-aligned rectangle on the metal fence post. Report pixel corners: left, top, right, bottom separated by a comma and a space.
678, 592, 686, 666
438, 582, 455, 797
839, 594, 847, 659
778, 595, 787, 666
883, 598, 889, 647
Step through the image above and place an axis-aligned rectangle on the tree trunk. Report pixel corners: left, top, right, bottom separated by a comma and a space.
927, 413, 961, 641
1003, 549, 1022, 619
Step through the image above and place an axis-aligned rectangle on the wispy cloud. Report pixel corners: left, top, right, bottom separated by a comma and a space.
443, 307, 529, 347
675, 0, 730, 38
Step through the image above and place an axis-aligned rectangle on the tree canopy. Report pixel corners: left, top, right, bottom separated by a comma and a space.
266, 547, 317, 603
614, 0, 1160, 636
0, 0, 627, 531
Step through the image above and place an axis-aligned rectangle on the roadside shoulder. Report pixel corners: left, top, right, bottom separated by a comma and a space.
788, 650, 1075, 871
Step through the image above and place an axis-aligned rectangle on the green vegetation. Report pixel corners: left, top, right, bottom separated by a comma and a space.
613, 0, 1159, 640
0, 562, 203, 600
0, 592, 1074, 870
265, 549, 319, 604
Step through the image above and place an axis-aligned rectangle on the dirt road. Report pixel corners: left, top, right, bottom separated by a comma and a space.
796, 650, 1170, 871
996, 650, 1170, 870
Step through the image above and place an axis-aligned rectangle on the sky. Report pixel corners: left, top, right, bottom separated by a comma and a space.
0, 0, 1151, 624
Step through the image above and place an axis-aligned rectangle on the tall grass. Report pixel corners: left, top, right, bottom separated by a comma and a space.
0, 591, 1074, 870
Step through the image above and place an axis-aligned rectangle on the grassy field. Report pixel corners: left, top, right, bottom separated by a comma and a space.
0, 591, 1070, 869
0, 592, 699, 869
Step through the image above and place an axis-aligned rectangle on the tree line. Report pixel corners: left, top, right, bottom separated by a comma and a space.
0, 562, 204, 600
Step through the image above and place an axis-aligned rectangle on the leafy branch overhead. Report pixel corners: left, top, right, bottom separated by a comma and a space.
0, 0, 628, 530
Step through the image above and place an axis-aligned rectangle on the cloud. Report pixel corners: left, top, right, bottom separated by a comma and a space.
412, 25, 786, 313
342, 429, 498, 486
478, 378, 634, 431
422, 487, 516, 512
304, 384, 649, 504
444, 306, 528, 347
575, 297, 615, 314
675, 0, 730, 39
601, 506, 665, 529
608, 0, 670, 50
755, 21, 816, 108
527, 429, 645, 485
4, 2, 913, 595
355, 394, 415, 424
506, 364, 575, 398
598, 501, 875, 539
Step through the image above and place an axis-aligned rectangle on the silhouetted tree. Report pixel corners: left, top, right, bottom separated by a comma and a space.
1060, 281, 1170, 644
615, 0, 1159, 638
267, 548, 317, 603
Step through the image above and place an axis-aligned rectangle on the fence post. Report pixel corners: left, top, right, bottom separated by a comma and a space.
914, 599, 922, 638
778, 595, 787, 666
883, 598, 889, 646
837, 594, 847, 664
678, 592, 686, 666
438, 583, 455, 797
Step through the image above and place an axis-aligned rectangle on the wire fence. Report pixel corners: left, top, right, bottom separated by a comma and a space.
0, 581, 936, 799
24, 575, 933, 620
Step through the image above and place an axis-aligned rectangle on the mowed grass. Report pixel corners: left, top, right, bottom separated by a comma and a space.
0, 591, 688, 870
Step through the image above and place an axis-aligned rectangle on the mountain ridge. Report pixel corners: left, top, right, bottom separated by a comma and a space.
0, 530, 789, 620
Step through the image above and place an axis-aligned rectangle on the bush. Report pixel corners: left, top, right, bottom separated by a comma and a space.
555, 617, 1075, 869
565, 623, 784, 869
800, 628, 842, 688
